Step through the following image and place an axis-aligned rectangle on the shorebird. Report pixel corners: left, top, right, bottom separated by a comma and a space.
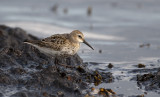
24, 30, 94, 65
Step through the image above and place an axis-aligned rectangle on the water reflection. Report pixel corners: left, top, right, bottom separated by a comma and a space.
5, 21, 125, 41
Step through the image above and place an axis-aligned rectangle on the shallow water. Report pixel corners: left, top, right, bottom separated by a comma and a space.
0, 0, 160, 96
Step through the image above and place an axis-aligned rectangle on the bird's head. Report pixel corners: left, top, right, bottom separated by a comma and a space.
70, 30, 94, 50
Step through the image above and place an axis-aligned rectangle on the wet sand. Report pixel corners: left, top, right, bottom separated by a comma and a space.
0, 0, 160, 96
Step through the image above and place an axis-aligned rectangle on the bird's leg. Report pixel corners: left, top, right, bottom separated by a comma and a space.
54, 57, 59, 69
54, 57, 58, 65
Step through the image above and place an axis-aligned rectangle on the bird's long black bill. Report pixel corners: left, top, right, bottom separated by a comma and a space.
83, 40, 94, 50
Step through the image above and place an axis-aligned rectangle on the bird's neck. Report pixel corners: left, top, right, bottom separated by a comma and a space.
69, 35, 78, 43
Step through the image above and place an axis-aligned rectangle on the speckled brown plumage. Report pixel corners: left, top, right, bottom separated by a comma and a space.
24, 30, 94, 57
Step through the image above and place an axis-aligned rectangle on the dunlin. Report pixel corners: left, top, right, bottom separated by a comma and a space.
24, 30, 94, 64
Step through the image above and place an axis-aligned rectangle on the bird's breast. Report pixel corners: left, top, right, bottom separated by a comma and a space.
62, 43, 80, 55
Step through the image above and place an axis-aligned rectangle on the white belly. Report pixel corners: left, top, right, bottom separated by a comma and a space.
26, 42, 80, 56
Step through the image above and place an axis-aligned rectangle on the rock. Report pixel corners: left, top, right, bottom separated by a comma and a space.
136, 69, 160, 92
137, 73, 154, 82
57, 91, 64, 97
128, 94, 145, 97
87, 6, 92, 16
137, 63, 145, 68
0, 25, 113, 97
0, 93, 3, 97
10, 92, 28, 97
88, 88, 116, 97
108, 63, 114, 68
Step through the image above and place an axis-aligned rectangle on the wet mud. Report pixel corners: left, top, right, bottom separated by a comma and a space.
136, 69, 160, 92
0, 25, 160, 97
0, 25, 114, 97
130, 67, 160, 96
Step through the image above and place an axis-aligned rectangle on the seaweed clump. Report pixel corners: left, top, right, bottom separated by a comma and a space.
136, 69, 160, 92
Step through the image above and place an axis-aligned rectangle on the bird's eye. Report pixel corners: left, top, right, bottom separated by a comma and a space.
78, 35, 82, 39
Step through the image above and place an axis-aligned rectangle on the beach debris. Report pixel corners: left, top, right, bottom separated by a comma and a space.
51, 4, 58, 13
84, 94, 93, 97
43, 92, 49, 97
98, 88, 116, 97
135, 69, 160, 93
138, 94, 145, 97
89, 87, 116, 97
94, 71, 102, 86
99, 49, 102, 53
10, 67, 26, 75
57, 91, 64, 97
63, 8, 68, 14
130, 94, 145, 97
87, 6, 92, 16
139, 43, 150, 48
0, 30, 3, 36
76, 66, 85, 73
108, 63, 114, 68
137, 63, 145, 68
137, 73, 154, 82
157, 59, 160, 63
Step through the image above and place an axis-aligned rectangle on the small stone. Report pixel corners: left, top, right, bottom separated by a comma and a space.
100, 88, 105, 92
0, 30, 3, 36
87, 6, 92, 16
91, 87, 95, 91
99, 50, 102, 53
63, 8, 68, 14
76, 66, 85, 73
51, 4, 58, 13
139, 43, 150, 48
157, 59, 160, 63
57, 91, 64, 97
36, 65, 43, 70
137, 94, 145, 97
98, 88, 116, 96
137, 63, 145, 68
144, 92, 147, 94
43, 92, 49, 97
0, 93, 3, 97
10, 92, 28, 97
67, 75, 72, 81
108, 63, 113, 68
21, 92, 28, 97
10, 67, 26, 75
84, 94, 93, 97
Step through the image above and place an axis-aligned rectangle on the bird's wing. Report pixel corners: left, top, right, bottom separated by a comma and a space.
24, 34, 70, 51
42, 34, 67, 42
41, 34, 70, 50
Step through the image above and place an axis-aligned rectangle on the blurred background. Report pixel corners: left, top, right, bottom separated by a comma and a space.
0, 0, 160, 63
1, 0, 160, 96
